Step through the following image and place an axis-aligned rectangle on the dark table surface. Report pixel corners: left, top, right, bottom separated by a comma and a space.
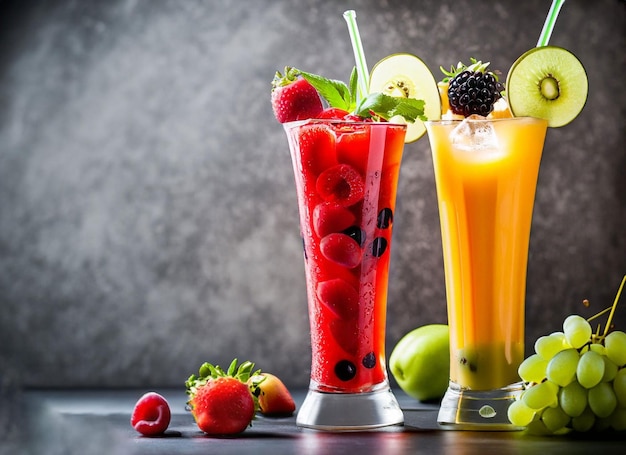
11, 388, 626, 455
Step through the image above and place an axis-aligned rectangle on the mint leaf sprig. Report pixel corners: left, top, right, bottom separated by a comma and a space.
356, 92, 426, 123
295, 67, 426, 123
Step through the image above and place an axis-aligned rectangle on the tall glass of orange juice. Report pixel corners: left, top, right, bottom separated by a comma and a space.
426, 116, 548, 429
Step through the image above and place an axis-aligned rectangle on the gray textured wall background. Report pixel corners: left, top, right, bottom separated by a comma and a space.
0, 0, 624, 389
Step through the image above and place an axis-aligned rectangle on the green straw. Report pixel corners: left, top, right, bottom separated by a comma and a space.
537, 0, 566, 47
343, 10, 369, 101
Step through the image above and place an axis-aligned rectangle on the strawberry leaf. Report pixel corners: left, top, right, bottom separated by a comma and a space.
227, 358, 237, 376
236, 361, 257, 383
185, 359, 262, 402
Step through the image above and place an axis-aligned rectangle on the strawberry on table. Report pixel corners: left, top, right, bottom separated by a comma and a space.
185, 359, 260, 436
130, 391, 171, 436
271, 67, 324, 123
249, 373, 296, 416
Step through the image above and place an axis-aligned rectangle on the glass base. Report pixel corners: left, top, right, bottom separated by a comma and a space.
296, 386, 404, 431
437, 381, 524, 431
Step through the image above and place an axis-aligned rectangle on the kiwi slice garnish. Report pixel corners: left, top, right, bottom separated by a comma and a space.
369, 53, 441, 142
506, 46, 588, 128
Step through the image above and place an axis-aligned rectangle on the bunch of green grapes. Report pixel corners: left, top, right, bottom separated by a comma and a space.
509, 290, 626, 435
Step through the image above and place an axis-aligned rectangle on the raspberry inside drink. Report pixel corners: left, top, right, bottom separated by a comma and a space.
284, 120, 406, 393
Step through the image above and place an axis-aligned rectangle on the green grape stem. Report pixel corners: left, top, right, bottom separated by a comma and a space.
586, 275, 625, 344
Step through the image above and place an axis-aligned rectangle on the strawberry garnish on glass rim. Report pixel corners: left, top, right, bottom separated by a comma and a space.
271, 67, 324, 123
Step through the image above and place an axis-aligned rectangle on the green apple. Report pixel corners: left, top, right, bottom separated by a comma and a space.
389, 324, 450, 402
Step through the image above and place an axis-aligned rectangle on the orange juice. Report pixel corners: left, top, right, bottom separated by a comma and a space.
426, 117, 547, 390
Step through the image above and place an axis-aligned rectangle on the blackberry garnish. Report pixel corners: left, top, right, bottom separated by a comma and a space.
442, 59, 504, 118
